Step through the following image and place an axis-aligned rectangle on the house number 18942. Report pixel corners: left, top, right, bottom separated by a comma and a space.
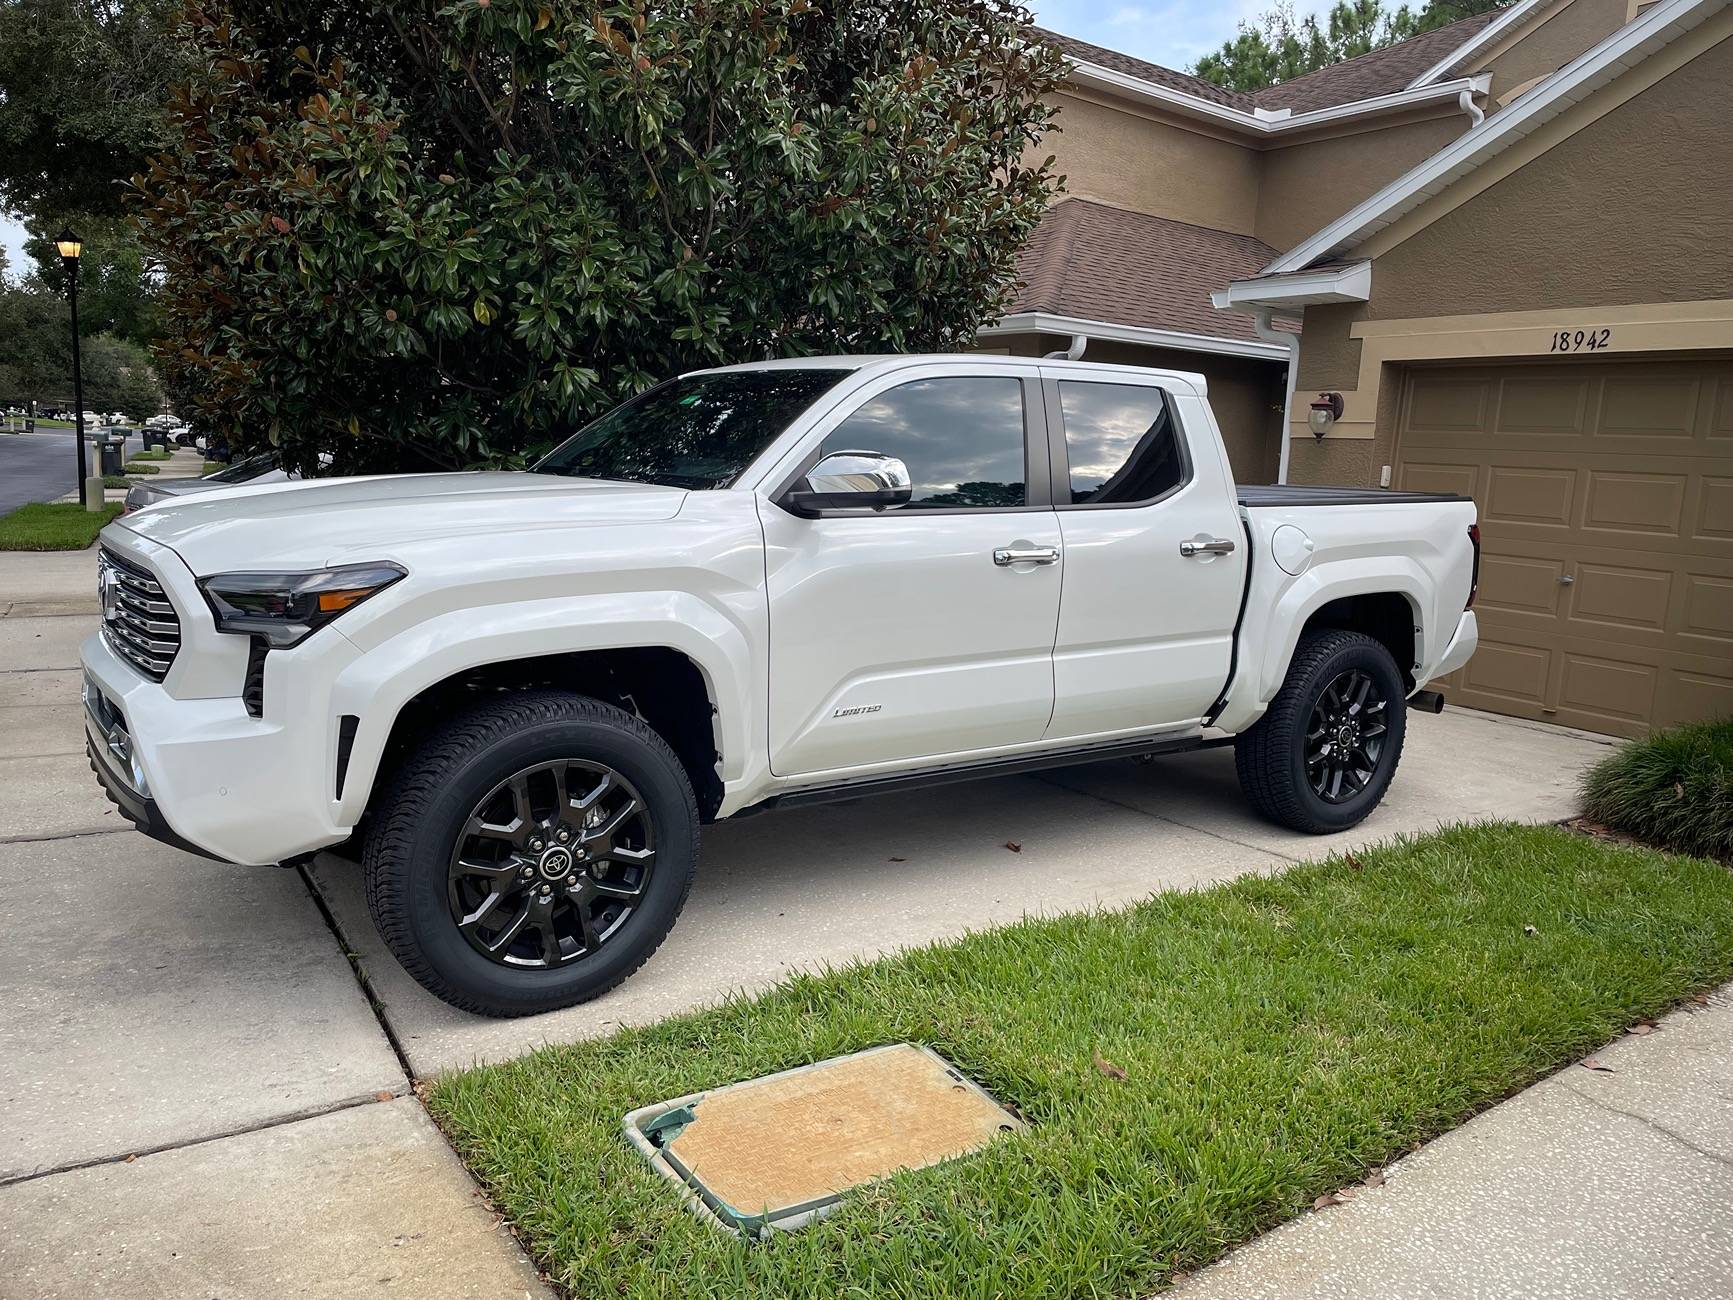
1550, 327, 1612, 352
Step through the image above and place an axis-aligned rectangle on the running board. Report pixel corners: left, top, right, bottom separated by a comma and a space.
736, 733, 1217, 817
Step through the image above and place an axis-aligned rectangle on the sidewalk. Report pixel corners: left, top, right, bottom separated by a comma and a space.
1175, 985, 1733, 1299
0, 546, 552, 1299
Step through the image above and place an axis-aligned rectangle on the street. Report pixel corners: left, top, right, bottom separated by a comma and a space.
0, 429, 80, 513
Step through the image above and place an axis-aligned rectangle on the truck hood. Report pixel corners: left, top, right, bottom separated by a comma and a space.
115, 471, 688, 574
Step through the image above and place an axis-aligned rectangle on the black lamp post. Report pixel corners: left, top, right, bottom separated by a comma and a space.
56, 227, 87, 505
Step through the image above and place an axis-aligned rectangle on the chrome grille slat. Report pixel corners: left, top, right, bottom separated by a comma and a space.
100, 549, 181, 681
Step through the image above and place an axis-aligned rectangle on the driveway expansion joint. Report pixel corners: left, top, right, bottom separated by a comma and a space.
1038, 773, 1303, 863
0, 1089, 408, 1188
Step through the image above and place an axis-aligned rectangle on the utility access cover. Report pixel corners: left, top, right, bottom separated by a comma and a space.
623, 1043, 1024, 1236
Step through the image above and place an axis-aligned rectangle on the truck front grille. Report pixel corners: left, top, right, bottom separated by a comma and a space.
99, 549, 181, 681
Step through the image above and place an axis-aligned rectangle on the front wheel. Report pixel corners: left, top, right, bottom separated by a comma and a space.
1234, 629, 1408, 834
363, 691, 698, 1017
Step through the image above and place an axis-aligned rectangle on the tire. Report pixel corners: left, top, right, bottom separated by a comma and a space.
1234, 629, 1408, 834
362, 690, 698, 1017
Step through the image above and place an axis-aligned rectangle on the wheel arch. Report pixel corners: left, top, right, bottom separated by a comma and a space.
329, 594, 753, 833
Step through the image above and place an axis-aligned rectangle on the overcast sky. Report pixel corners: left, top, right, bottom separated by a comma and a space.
0, 2, 1303, 281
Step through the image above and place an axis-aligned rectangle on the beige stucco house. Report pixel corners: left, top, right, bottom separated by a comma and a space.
989, 0, 1730, 735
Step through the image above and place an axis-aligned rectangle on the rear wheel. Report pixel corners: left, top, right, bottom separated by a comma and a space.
363, 691, 697, 1017
1235, 629, 1407, 834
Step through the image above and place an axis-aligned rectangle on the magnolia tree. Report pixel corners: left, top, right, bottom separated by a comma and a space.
135, 0, 1065, 472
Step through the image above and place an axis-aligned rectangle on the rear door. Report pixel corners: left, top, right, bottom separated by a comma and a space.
1042, 374, 1247, 740
761, 366, 1063, 777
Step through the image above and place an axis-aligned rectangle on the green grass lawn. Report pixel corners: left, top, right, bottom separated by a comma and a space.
430, 823, 1733, 1300
1583, 719, 1733, 862
202, 460, 224, 474
128, 448, 173, 461
0, 502, 124, 550
120, 461, 159, 475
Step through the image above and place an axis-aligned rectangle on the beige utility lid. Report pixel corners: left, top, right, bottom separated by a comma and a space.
627, 1043, 1024, 1234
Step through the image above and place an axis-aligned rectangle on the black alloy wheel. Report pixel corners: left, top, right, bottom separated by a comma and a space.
363, 690, 698, 1017
448, 760, 656, 969
1234, 628, 1409, 834
1304, 668, 1390, 804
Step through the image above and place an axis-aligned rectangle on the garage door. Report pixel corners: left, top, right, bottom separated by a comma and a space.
1395, 356, 1733, 737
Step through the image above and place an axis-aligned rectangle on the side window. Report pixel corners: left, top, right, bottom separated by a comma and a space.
1058, 381, 1185, 506
817, 377, 1027, 509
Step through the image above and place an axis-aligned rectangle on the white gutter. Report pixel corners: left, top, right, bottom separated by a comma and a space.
1065, 59, 1489, 137
979, 312, 1290, 361
1252, 310, 1300, 485
1262, 0, 1722, 274
1407, 0, 1549, 88
1212, 261, 1374, 311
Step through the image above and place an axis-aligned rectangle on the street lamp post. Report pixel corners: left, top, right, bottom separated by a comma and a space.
56, 228, 88, 506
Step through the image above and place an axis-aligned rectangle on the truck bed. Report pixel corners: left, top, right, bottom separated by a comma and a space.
1237, 485, 1471, 508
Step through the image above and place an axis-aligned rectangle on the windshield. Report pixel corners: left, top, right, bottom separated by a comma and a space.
206, 453, 279, 484
533, 368, 849, 489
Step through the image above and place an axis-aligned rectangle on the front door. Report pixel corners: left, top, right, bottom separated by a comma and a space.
761, 370, 1062, 777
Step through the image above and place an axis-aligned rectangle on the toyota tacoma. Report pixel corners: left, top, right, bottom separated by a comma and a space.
83, 355, 1480, 1016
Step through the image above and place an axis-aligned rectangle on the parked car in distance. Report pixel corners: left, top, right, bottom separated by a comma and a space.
121, 452, 296, 513
83, 354, 1480, 1017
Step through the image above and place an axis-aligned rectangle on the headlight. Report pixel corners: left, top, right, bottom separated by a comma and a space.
198, 563, 406, 647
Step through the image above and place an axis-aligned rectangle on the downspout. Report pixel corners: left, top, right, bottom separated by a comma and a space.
1042, 334, 1088, 361
1252, 308, 1299, 485
1458, 86, 1485, 127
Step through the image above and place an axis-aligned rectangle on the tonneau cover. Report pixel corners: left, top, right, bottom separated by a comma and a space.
1237, 485, 1471, 507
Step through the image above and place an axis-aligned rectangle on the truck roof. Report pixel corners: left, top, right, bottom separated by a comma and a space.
691, 352, 1212, 393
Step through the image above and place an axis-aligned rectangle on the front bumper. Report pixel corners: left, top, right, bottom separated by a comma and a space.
84, 674, 225, 862
79, 531, 364, 866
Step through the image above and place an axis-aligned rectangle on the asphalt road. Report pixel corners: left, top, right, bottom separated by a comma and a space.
0, 429, 82, 514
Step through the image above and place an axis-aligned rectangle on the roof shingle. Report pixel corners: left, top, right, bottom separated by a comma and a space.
1033, 11, 1499, 117
1250, 11, 1502, 111
1007, 199, 1290, 343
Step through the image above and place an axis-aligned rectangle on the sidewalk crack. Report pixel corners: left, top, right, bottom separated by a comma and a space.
1564, 1083, 1733, 1170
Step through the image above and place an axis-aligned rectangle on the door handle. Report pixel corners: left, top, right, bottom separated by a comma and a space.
1179, 537, 1237, 558
993, 545, 1060, 567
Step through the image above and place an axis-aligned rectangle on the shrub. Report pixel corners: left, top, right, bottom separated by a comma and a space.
135, 1, 1065, 474
1581, 719, 1733, 861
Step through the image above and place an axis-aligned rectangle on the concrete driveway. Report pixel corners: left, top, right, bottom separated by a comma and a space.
310, 704, 1613, 1076
0, 542, 1614, 1296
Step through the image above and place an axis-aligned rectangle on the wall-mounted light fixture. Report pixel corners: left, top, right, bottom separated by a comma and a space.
1307, 392, 1344, 438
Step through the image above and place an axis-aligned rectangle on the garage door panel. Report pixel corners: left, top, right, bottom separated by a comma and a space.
1396, 356, 1733, 735
1559, 654, 1658, 727
1571, 562, 1673, 632
1498, 373, 1590, 435
1406, 375, 1491, 433
1398, 461, 1481, 498
1455, 640, 1552, 709
1667, 673, 1733, 730
1487, 466, 1577, 526
1478, 553, 1567, 616
1698, 477, 1733, 540
1681, 573, 1733, 645
1596, 373, 1700, 440
1582, 471, 1687, 537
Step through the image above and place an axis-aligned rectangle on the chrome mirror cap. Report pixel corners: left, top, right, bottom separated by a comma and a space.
783, 450, 912, 516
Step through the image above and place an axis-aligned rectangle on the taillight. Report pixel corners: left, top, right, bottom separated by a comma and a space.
1466, 523, 1481, 609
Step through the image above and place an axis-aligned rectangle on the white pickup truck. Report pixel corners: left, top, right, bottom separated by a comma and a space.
83, 355, 1480, 1016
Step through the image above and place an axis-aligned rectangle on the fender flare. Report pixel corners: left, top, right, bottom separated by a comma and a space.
1214, 558, 1431, 735
328, 590, 754, 826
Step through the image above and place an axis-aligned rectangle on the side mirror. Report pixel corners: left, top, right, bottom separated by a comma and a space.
782, 450, 912, 516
